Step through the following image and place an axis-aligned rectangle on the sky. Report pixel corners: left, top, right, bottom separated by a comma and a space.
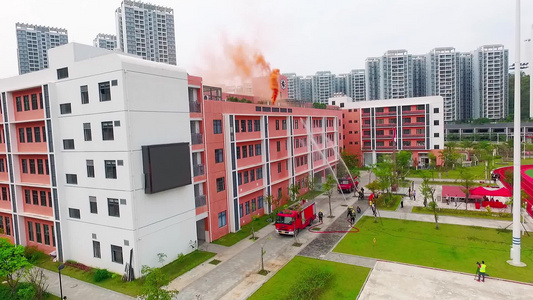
0, 0, 532, 79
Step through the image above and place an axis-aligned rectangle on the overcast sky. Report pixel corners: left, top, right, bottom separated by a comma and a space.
1, 0, 532, 79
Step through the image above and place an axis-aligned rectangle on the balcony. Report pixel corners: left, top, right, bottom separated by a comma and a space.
402, 110, 425, 115
376, 111, 397, 116
376, 123, 396, 128
195, 195, 207, 208
362, 123, 371, 128
191, 133, 203, 145
403, 145, 426, 150
375, 146, 395, 150
193, 164, 205, 177
402, 122, 425, 126
375, 135, 393, 139
189, 101, 201, 113
403, 134, 425, 138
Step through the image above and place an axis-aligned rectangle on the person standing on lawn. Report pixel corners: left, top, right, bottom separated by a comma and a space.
475, 262, 481, 280
477, 261, 487, 282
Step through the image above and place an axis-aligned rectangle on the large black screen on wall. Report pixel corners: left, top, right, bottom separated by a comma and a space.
142, 143, 192, 194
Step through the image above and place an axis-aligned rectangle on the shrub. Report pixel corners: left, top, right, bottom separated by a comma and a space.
16, 283, 36, 300
23, 246, 47, 264
65, 261, 93, 272
94, 269, 112, 282
284, 267, 333, 300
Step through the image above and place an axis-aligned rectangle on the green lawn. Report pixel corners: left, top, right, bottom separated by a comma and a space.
408, 158, 533, 180
299, 190, 323, 200
249, 256, 370, 300
375, 194, 402, 211
212, 214, 272, 246
35, 250, 215, 296
525, 169, 533, 178
412, 206, 512, 221
334, 217, 533, 283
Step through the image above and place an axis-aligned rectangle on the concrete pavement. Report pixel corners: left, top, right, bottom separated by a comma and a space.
40, 267, 134, 300
359, 261, 533, 300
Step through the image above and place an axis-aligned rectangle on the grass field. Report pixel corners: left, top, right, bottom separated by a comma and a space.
334, 217, 533, 283
375, 194, 402, 211
525, 169, 533, 178
35, 250, 215, 296
412, 206, 513, 221
408, 158, 533, 180
299, 190, 323, 200
212, 214, 272, 246
249, 256, 370, 300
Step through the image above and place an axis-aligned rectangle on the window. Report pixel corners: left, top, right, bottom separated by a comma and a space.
434, 145, 440, 150
416, 129, 424, 135
5, 217, 10, 236
89, 196, 98, 214
35, 223, 42, 243
276, 120, 280, 130
111, 80, 118, 86
213, 120, 222, 134
255, 144, 261, 156
83, 123, 92, 141
108, 198, 120, 217
43, 225, 49, 245
256, 167, 263, 179
434, 133, 439, 137
101, 122, 114, 140
434, 107, 439, 113
278, 162, 281, 173
99, 82, 111, 101
249, 145, 254, 157
277, 141, 281, 152
29, 159, 36, 174
60, 103, 72, 114
0, 159, 3, 172
24, 95, 30, 111
218, 211, 227, 228
403, 118, 411, 124
40, 191, 46, 206
242, 146, 247, 158
111, 245, 123, 264
34, 127, 41, 142
402, 106, 411, 111
416, 117, 424, 123
81, 85, 89, 104
278, 187, 282, 199
417, 105, 425, 110
252, 199, 256, 211
93, 241, 101, 258
31, 94, 38, 110
236, 147, 241, 159
19, 128, 25, 143
86, 160, 95, 178
2, 188, 8, 201
45, 159, 49, 175
69, 208, 81, 219
16, 97, 22, 112
282, 120, 287, 130
26, 128, 33, 143
63, 139, 75, 150
254, 120, 260, 131
215, 149, 223, 163
28, 222, 34, 241
248, 120, 253, 132
37, 159, 44, 174
258, 196, 264, 209
239, 204, 243, 218
250, 169, 255, 181
105, 160, 117, 179
66, 174, 78, 184
240, 120, 246, 132
216, 177, 225, 192
243, 171, 249, 184
238, 173, 242, 185
245, 202, 250, 215
294, 119, 299, 129
57, 67, 69, 79
39, 93, 43, 109
48, 192, 52, 207
42, 126, 46, 142
434, 120, 440, 126
22, 159, 28, 173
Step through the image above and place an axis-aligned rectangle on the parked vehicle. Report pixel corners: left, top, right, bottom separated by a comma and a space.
275, 200, 316, 235
338, 176, 358, 193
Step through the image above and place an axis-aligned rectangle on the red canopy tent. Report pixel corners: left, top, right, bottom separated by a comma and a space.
469, 186, 512, 197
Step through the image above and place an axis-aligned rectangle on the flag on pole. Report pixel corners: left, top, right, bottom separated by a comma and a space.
393, 127, 397, 144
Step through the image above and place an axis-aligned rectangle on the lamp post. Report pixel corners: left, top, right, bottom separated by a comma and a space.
58, 264, 65, 299
509, 0, 526, 267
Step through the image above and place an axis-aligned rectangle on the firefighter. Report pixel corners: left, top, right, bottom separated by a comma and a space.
318, 210, 324, 223
347, 207, 355, 225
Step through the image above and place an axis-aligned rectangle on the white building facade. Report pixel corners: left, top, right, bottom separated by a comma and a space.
0, 43, 196, 277
93, 34, 117, 50
427, 47, 460, 122
346, 69, 366, 101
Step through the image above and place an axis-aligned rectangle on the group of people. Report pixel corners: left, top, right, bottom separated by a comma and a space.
491, 172, 500, 183
358, 187, 365, 200
407, 187, 417, 201
346, 206, 362, 225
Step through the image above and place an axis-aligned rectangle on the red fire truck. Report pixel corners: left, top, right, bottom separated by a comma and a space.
338, 176, 358, 193
275, 200, 316, 235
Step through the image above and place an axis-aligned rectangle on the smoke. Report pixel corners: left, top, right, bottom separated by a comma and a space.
191, 37, 280, 102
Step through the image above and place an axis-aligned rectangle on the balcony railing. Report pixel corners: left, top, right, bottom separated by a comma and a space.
402, 134, 425, 138
189, 101, 201, 113
402, 110, 425, 115
191, 133, 203, 145
376, 123, 396, 128
362, 123, 371, 128
193, 164, 205, 177
375, 135, 393, 139
376, 111, 397, 116
402, 122, 425, 126
403, 145, 426, 150
195, 195, 207, 208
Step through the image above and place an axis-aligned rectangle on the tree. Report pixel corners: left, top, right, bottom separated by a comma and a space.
374, 157, 394, 204
508, 72, 530, 120
0, 239, 31, 295
305, 175, 317, 192
264, 194, 274, 220
139, 266, 177, 300
322, 174, 337, 217
25, 267, 49, 300
440, 142, 460, 174
474, 141, 494, 179
459, 168, 475, 211
259, 236, 271, 275
366, 180, 381, 195
420, 176, 439, 229
341, 151, 359, 170
288, 184, 300, 203
395, 150, 412, 181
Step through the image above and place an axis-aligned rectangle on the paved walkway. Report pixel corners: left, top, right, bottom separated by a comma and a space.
172, 191, 363, 300
359, 261, 533, 300
40, 268, 133, 300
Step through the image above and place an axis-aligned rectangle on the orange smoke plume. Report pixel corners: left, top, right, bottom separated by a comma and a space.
270, 69, 280, 105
